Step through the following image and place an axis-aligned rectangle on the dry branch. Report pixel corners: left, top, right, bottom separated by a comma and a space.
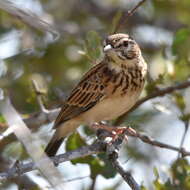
125, 127, 190, 157
116, 79, 190, 124
0, 142, 102, 180
114, 0, 146, 33
0, 0, 59, 38
0, 99, 65, 190
0, 133, 142, 190
105, 132, 141, 190
111, 159, 140, 190
1, 127, 190, 180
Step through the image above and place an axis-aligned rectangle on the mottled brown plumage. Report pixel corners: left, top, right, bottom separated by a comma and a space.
45, 33, 147, 156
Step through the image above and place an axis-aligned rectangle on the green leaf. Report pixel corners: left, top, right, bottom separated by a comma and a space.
0, 114, 5, 123
98, 153, 117, 178
172, 28, 190, 67
171, 158, 190, 189
145, 74, 165, 95
173, 59, 190, 80
140, 185, 148, 190
153, 167, 160, 179
65, 132, 91, 164
84, 31, 102, 61
3, 141, 23, 160
172, 28, 190, 55
66, 132, 95, 166
153, 179, 166, 190
174, 92, 185, 111
66, 132, 112, 178
172, 28, 190, 79
66, 132, 86, 151
180, 114, 190, 122
82, 125, 94, 136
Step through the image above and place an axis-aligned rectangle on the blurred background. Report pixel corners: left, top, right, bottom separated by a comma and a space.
0, 0, 190, 189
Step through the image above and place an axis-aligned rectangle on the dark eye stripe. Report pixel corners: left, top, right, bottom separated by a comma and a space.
114, 37, 130, 48
123, 41, 129, 47
115, 43, 123, 48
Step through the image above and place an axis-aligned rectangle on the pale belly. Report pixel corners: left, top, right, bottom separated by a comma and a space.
79, 90, 141, 124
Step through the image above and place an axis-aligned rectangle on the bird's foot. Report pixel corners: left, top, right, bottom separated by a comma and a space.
92, 123, 136, 143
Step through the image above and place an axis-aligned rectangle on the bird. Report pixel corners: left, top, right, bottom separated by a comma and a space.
45, 33, 147, 157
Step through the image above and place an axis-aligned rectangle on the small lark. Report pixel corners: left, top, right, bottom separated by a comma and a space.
45, 33, 147, 156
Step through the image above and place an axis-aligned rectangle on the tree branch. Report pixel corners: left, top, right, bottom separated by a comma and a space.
105, 133, 141, 190
178, 119, 189, 158
116, 79, 190, 124
0, 99, 66, 190
1, 127, 190, 181
0, 141, 104, 180
111, 159, 140, 190
124, 127, 190, 157
0, 132, 142, 190
0, 0, 59, 38
114, 0, 146, 33
1, 80, 190, 188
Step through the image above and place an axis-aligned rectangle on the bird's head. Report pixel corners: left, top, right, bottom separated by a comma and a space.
103, 33, 141, 65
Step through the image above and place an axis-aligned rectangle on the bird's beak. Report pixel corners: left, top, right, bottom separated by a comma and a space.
103, 44, 112, 52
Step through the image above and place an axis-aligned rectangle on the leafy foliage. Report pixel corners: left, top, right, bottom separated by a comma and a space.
172, 28, 190, 80
2, 142, 23, 160
83, 30, 102, 62
66, 132, 116, 179
172, 28, 190, 58
0, 114, 5, 123
151, 159, 190, 190
1, 0, 190, 189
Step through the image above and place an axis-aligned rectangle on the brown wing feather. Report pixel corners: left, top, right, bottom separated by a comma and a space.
54, 62, 107, 128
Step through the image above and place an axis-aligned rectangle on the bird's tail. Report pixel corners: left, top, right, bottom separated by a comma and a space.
45, 132, 64, 157
45, 121, 80, 157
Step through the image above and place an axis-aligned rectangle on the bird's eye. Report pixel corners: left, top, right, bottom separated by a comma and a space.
123, 41, 129, 47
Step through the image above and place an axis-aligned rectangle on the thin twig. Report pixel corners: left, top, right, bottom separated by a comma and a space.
63, 175, 89, 183
114, 0, 146, 33
104, 132, 140, 190
89, 176, 97, 190
31, 79, 49, 114
111, 159, 140, 190
125, 127, 190, 157
178, 120, 189, 158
